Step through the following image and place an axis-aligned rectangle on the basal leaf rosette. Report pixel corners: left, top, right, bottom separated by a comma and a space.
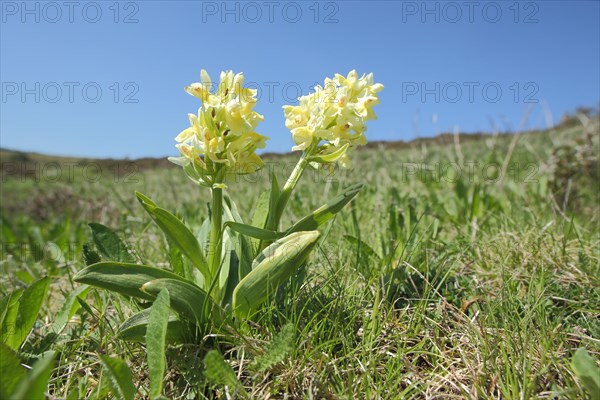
169, 70, 268, 186
283, 70, 383, 168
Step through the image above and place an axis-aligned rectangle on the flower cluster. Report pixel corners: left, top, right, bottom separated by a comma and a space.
283, 70, 383, 168
169, 70, 268, 185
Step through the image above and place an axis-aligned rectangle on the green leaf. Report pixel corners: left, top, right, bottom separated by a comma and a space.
572, 348, 600, 400
51, 285, 90, 334
287, 183, 363, 233
307, 143, 349, 164
250, 189, 271, 253
100, 355, 137, 400
166, 238, 185, 278
224, 222, 284, 241
136, 192, 210, 281
0, 289, 23, 346
204, 350, 247, 398
222, 197, 253, 285
252, 323, 295, 372
74, 262, 185, 301
4, 277, 50, 350
251, 190, 271, 230
9, 351, 55, 400
117, 309, 189, 343
263, 173, 281, 232
89, 223, 135, 263
141, 279, 224, 326
82, 243, 101, 266
146, 288, 170, 400
233, 231, 320, 317
219, 228, 238, 307
0, 343, 26, 398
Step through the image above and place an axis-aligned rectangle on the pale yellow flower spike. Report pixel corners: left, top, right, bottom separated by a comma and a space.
282, 70, 383, 168
169, 70, 269, 185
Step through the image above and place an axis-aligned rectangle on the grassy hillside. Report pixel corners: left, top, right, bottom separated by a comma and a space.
1, 116, 598, 399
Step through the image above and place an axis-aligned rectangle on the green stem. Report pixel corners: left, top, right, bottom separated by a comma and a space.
208, 177, 224, 292
268, 143, 316, 232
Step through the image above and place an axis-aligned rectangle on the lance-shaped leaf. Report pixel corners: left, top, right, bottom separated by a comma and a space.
572, 348, 600, 399
135, 192, 210, 281
100, 355, 137, 400
287, 183, 363, 234
146, 289, 169, 400
307, 143, 349, 164
89, 223, 135, 263
117, 309, 190, 344
73, 262, 185, 301
3, 277, 50, 350
233, 231, 320, 317
9, 351, 56, 400
263, 173, 280, 232
141, 279, 225, 326
224, 222, 284, 241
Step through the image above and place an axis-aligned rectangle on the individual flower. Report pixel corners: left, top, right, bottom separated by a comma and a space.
169, 70, 268, 185
282, 70, 383, 168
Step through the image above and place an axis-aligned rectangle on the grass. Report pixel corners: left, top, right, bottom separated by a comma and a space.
1, 114, 599, 399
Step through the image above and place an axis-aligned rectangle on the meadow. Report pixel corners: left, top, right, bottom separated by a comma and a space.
1, 113, 598, 399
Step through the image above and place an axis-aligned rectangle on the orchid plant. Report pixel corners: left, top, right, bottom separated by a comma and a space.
75, 69, 383, 339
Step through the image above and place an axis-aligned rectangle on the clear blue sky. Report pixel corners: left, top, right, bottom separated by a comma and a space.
1, 0, 599, 158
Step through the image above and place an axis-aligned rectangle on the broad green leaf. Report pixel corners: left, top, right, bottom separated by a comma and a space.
264, 172, 280, 232
250, 189, 271, 253
9, 351, 55, 400
233, 231, 320, 317
51, 285, 90, 334
89, 223, 135, 263
4, 277, 50, 350
100, 355, 137, 400
117, 309, 189, 343
82, 243, 101, 265
166, 237, 185, 278
219, 228, 238, 307
572, 348, 600, 400
0, 343, 26, 398
0, 289, 23, 345
141, 279, 224, 326
252, 323, 295, 372
224, 222, 284, 241
223, 197, 253, 283
74, 262, 185, 301
204, 350, 248, 398
287, 184, 363, 233
146, 289, 170, 400
136, 192, 210, 281
307, 143, 349, 164
251, 190, 271, 229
